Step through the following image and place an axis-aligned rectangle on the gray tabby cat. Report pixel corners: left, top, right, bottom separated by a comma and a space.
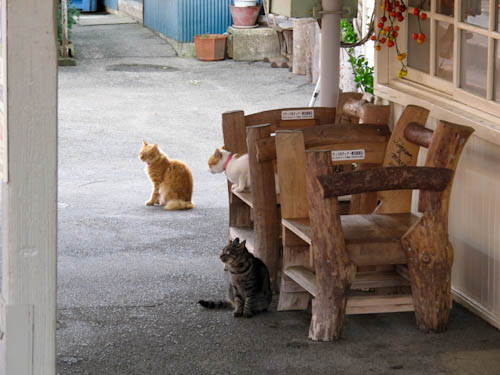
198, 238, 272, 318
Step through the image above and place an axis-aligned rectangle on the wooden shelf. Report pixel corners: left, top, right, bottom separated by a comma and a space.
284, 266, 414, 315
231, 190, 253, 208
231, 190, 281, 208
229, 226, 255, 254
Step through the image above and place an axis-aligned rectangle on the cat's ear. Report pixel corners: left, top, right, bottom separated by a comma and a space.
232, 238, 240, 246
142, 139, 148, 146
221, 145, 227, 150
215, 149, 222, 158
239, 240, 246, 249
153, 144, 158, 149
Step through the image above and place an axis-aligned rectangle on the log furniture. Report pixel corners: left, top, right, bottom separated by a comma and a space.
221, 97, 390, 291
275, 107, 474, 341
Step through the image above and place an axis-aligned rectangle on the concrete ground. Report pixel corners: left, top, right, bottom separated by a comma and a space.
57, 18, 500, 375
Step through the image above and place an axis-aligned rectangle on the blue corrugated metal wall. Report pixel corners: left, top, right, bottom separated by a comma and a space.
103, 0, 118, 10
144, 0, 234, 43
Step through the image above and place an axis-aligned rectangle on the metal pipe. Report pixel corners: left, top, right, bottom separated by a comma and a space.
319, 0, 342, 108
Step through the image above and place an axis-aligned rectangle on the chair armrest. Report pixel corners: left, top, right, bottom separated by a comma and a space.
317, 166, 453, 198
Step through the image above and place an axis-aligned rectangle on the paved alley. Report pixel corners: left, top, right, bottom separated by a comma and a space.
56, 17, 500, 375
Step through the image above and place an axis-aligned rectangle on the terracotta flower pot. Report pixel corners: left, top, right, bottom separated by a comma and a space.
194, 34, 227, 61
229, 5, 261, 27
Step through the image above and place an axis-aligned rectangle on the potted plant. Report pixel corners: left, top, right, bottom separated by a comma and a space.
229, 3, 261, 28
194, 34, 227, 61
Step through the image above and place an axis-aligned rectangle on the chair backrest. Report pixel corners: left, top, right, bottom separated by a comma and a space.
276, 123, 392, 220
275, 104, 429, 220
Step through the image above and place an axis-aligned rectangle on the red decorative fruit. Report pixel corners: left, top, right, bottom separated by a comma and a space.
378, 22, 384, 28
392, 31, 398, 38
387, 40, 395, 47
394, 25, 400, 31
398, 15, 405, 22
418, 33, 426, 41
420, 13, 427, 20
385, 26, 391, 32
412, 32, 419, 40
390, 11, 397, 17
395, 1, 400, 7
371, 35, 377, 41
381, 16, 387, 22
413, 8, 420, 16
380, 37, 387, 44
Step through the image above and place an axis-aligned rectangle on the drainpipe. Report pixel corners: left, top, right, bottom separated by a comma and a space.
319, 0, 342, 108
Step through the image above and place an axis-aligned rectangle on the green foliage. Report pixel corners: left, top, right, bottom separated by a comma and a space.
341, 18, 374, 94
58, 2, 80, 46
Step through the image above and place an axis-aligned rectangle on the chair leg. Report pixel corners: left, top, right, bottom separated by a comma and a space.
277, 228, 310, 311
308, 279, 351, 341
403, 214, 453, 332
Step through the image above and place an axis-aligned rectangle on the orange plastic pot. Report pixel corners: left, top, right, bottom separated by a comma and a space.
194, 34, 227, 61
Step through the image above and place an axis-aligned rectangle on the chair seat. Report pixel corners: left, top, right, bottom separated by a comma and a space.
282, 213, 421, 266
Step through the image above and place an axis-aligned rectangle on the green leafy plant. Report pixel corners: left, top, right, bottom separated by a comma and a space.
57, 2, 80, 47
341, 18, 374, 94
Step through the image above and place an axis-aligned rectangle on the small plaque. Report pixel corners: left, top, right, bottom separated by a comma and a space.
331, 149, 365, 161
281, 109, 314, 120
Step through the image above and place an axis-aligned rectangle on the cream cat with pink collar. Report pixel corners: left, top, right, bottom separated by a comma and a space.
208, 148, 251, 193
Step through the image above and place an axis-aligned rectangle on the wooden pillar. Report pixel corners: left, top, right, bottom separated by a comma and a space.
247, 125, 280, 292
319, 0, 341, 107
1, 1, 58, 374
305, 151, 356, 341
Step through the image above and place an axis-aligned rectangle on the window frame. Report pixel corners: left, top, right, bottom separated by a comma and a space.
378, 0, 500, 118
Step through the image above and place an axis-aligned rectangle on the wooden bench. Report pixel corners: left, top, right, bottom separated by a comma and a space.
275, 106, 474, 341
221, 96, 390, 291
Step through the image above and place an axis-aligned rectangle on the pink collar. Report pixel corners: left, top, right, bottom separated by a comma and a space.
223, 153, 233, 171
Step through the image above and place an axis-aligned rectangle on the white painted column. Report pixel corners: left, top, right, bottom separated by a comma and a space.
319, 0, 342, 107
1, 0, 58, 374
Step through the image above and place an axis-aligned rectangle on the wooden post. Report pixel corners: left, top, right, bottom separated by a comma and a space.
305, 151, 356, 341
247, 125, 280, 292
222, 111, 252, 228
61, 0, 70, 58
1, 0, 58, 374
403, 121, 474, 332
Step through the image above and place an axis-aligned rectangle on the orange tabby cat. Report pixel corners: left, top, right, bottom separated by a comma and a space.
139, 140, 194, 210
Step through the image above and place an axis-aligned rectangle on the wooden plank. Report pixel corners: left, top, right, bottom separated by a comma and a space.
275, 131, 309, 219
307, 142, 388, 165
222, 111, 247, 154
281, 218, 312, 245
2, 1, 58, 373
277, 228, 311, 311
346, 295, 414, 314
375, 105, 430, 214
284, 266, 317, 297
317, 166, 453, 198
351, 271, 411, 290
231, 190, 253, 208
247, 124, 281, 292
228, 184, 252, 227
229, 226, 255, 254
301, 124, 391, 148
245, 107, 336, 130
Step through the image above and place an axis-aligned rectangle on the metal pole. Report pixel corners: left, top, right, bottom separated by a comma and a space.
319, 0, 341, 108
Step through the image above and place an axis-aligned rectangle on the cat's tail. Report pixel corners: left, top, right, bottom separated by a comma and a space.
198, 300, 231, 309
165, 200, 195, 210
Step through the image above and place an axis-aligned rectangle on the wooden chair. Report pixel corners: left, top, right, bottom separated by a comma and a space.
221, 97, 390, 291
276, 108, 474, 341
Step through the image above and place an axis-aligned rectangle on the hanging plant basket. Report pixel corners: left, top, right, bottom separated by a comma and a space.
194, 34, 227, 61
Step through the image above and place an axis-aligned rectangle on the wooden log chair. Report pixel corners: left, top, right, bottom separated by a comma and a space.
221, 97, 390, 292
276, 108, 474, 341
